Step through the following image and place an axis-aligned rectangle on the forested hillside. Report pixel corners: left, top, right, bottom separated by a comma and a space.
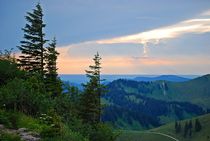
102, 77, 210, 130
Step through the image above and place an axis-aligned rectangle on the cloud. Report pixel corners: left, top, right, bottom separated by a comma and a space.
95, 13, 210, 56
201, 9, 210, 16
96, 18, 210, 45
57, 47, 210, 74
57, 10, 210, 58
55, 10, 210, 74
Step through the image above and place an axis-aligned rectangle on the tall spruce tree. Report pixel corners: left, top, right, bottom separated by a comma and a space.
17, 3, 47, 77
184, 121, 189, 138
195, 118, 202, 132
175, 121, 182, 133
175, 121, 178, 133
80, 52, 105, 124
45, 37, 61, 97
188, 120, 193, 137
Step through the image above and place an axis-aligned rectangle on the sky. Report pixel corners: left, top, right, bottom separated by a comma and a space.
1, 0, 210, 75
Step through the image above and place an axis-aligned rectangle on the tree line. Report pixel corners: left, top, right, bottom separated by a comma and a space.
175, 118, 202, 138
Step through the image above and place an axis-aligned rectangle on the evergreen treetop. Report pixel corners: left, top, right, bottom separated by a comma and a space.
18, 3, 47, 77
80, 52, 105, 124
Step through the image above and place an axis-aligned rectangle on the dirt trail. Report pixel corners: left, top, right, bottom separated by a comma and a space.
144, 131, 179, 141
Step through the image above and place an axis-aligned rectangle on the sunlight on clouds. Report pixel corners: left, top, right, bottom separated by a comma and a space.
96, 18, 210, 45
55, 10, 210, 74
57, 44, 210, 74
96, 14, 210, 56
201, 9, 210, 16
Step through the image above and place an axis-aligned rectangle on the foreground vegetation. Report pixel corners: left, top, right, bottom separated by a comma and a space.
0, 3, 117, 141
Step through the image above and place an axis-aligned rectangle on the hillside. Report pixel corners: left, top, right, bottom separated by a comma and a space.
117, 113, 210, 141
102, 74, 210, 130
102, 89, 205, 130
106, 74, 210, 108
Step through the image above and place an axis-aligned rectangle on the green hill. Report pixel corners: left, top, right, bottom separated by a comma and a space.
165, 74, 210, 108
102, 75, 210, 130
105, 74, 210, 108
116, 113, 210, 141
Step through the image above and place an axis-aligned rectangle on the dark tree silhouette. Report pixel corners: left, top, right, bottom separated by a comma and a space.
80, 52, 106, 124
45, 37, 61, 97
17, 3, 47, 78
184, 121, 189, 138
195, 118, 202, 132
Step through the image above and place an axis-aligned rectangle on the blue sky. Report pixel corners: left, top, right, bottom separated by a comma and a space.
1, 0, 210, 74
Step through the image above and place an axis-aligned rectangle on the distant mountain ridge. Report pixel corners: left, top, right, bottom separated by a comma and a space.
59, 74, 196, 84
134, 75, 190, 82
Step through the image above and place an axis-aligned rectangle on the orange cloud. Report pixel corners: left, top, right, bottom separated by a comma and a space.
56, 44, 210, 74
16, 48, 210, 74
96, 19, 210, 45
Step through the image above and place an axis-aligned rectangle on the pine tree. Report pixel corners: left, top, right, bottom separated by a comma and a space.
195, 119, 202, 132
175, 121, 178, 133
17, 3, 47, 77
188, 120, 192, 137
184, 121, 189, 138
178, 122, 182, 133
45, 37, 61, 97
80, 52, 105, 124
175, 121, 181, 133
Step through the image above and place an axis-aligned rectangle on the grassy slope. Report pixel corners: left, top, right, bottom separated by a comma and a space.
117, 113, 210, 141
150, 74, 210, 108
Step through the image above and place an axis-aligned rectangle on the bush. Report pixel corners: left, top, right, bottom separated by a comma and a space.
89, 123, 119, 141
0, 76, 51, 115
40, 110, 63, 137
0, 131, 21, 141
0, 110, 12, 128
0, 59, 24, 86
0, 110, 19, 129
41, 125, 89, 141
16, 112, 48, 133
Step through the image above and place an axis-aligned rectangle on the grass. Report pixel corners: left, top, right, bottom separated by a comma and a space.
0, 109, 88, 141
0, 109, 48, 132
117, 113, 210, 141
0, 131, 21, 141
116, 130, 173, 141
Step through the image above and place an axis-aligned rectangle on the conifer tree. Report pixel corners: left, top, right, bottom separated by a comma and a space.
175, 121, 178, 133
178, 122, 182, 133
184, 121, 189, 138
17, 3, 47, 77
80, 52, 105, 124
188, 120, 192, 137
175, 121, 181, 133
195, 119, 202, 132
45, 37, 61, 97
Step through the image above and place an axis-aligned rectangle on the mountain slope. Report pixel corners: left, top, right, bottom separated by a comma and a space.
117, 113, 210, 141
102, 89, 205, 130
102, 74, 210, 130
107, 74, 210, 108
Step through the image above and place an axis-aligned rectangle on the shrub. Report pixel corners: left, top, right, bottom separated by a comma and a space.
0, 131, 21, 141
0, 76, 51, 115
89, 123, 119, 141
0, 110, 12, 128
40, 110, 63, 137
